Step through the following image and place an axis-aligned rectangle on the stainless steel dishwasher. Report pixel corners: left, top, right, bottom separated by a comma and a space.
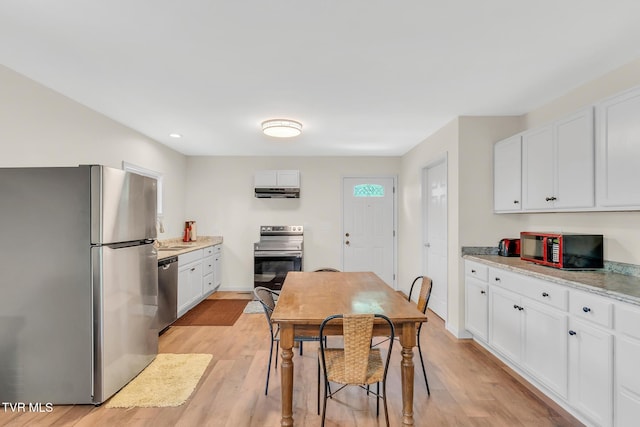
157, 255, 178, 333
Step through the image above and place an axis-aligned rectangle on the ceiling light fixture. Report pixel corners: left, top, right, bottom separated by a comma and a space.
169, 133, 182, 138
261, 119, 302, 138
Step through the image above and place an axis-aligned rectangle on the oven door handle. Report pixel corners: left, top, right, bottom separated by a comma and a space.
254, 251, 302, 258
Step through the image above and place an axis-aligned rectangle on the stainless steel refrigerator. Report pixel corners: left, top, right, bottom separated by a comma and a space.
0, 165, 159, 404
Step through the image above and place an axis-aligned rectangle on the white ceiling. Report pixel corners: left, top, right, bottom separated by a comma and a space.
2, 1, 640, 156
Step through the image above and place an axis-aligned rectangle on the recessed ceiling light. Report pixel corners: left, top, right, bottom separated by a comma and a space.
169, 133, 182, 138
261, 119, 302, 138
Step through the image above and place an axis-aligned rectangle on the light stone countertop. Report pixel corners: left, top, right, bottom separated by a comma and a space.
463, 254, 640, 306
156, 235, 223, 260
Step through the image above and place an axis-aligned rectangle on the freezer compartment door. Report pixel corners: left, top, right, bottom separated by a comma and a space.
92, 242, 159, 403
91, 165, 157, 244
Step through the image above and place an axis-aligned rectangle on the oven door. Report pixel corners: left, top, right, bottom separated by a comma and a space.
254, 251, 302, 291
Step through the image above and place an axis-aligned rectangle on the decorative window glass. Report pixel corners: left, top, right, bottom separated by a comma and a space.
353, 184, 384, 197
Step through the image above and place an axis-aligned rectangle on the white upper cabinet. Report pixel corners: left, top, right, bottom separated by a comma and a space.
522, 107, 594, 210
555, 108, 595, 209
596, 86, 640, 209
254, 170, 300, 188
493, 135, 522, 212
522, 125, 554, 210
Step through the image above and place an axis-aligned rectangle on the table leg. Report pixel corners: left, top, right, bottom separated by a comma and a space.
400, 322, 417, 426
280, 324, 294, 427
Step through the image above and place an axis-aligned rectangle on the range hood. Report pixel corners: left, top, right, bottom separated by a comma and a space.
254, 170, 300, 198
255, 187, 300, 198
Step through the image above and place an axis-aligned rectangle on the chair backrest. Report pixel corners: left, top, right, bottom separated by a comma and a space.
254, 286, 278, 336
319, 313, 395, 384
409, 276, 433, 314
314, 268, 341, 272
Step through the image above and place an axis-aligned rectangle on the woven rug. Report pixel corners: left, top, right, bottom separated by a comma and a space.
173, 299, 249, 326
106, 353, 212, 408
243, 300, 263, 314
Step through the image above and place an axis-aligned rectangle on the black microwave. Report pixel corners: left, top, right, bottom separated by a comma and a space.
520, 232, 603, 270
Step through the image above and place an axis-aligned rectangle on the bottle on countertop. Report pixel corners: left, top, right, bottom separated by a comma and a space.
190, 222, 197, 241
183, 221, 191, 242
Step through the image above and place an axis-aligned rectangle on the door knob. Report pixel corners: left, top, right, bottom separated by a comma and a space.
345, 232, 350, 237
345, 240, 350, 245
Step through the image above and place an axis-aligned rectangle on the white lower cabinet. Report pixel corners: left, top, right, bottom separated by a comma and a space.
489, 284, 568, 398
489, 286, 523, 362
465, 276, 489, 341
522, 299, 568, 398
177, 245, 222, 317
615, 302, 640, 427
178, 258, 203, 317
465, 260, 624, 426
568, 317, 613, 427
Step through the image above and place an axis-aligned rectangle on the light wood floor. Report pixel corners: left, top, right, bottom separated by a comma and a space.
0, 291, 583, 427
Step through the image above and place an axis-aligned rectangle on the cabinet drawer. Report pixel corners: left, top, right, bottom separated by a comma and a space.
518, 276, 568, 311
203, 255, 214, 276
203, 245, 215, 257
616, 302, 640, 339
465, 261, 488, 282
489, 267, 519, 290
179, 248, 203, 266
570, 290, 613, 328
203, 273, 215, 293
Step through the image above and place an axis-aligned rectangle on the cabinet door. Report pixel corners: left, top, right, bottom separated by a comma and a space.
554, 107, 594, 209
568, 318, 613, 427
465, 277, 488, 341
596, 86, 640, 208
489, 286, 522, 363
522, 300, 568, 398
276, 170, 300, 187
177, 267, 191, 316
522, 125, 554, 210
616, 303, 640, 427
494, 135, 522, 212
616, 337, 640, 427
254, 170, 278, 187
188, 262, 203, 305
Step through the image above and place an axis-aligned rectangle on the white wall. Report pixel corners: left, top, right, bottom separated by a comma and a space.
184, 156, 400, 290
0, 65, 188, 238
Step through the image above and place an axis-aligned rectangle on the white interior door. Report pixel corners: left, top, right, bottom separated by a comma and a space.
423, 159, 448, 320
342, 177, 395, 287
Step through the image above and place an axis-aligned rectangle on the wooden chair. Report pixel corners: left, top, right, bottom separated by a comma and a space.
254, 286, 323, 396
407, 275, 433, 395
375, 275, 432, 395
318, 313, 395, 427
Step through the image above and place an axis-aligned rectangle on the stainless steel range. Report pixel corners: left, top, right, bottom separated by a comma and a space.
254, 225, 303, 291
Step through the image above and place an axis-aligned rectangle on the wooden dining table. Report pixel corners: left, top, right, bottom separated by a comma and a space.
271, 271, 429, 426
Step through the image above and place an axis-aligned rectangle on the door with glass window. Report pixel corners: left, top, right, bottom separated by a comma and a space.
342, 177, 395, 287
